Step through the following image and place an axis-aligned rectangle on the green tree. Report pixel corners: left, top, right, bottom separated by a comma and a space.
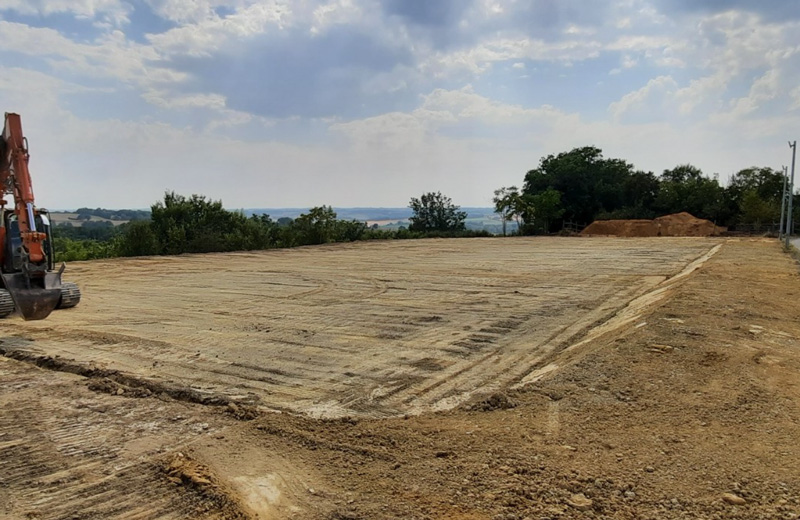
618, 170, 660, 219
293, 206, 338, 245
739, 189, 780, 227
149, 192, 238, 254
116, 220, 159, 257
148, 192, 281, 254
727, 167, 784, 201
335, 219, 368, 242
527, 188, 565, 233
522, 146, 640, 229
493, 186, 522, 236
408, 192, 467, 232
660, 164, 704, 184
655, 165, 726, 222
724, 167, 785, 226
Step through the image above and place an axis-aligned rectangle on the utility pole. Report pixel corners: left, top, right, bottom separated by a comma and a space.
780, 166, 788, 239
786, 141, 797, 249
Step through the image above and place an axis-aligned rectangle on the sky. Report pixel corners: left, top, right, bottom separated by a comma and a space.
1, 0, 799, 209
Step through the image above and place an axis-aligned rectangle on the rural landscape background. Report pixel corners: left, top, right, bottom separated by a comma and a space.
50, 144, 795, 262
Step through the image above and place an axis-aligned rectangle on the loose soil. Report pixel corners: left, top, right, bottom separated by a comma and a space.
582, 212, 726, 237
1, 237, 799, 519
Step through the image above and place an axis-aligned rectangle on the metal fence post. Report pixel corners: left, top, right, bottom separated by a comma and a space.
786, 142, 797, 249
780, 166, 788, 239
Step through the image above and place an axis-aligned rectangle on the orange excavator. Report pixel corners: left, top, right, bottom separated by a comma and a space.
0, 112, 80, 320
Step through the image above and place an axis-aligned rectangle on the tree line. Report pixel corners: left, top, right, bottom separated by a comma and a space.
494, 146, 793, 234
53, 192, 486, 261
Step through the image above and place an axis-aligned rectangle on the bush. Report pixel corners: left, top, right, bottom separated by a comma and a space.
53, 237, 116, 262
116, 221, 160, 257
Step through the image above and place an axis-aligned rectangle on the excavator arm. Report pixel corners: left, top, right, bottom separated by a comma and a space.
0, 113, 65, 320
0, 113, 48, 265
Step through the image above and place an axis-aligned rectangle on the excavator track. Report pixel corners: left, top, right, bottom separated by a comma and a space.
0, 282, 80, 318
57, 281, 81, 309
0, 288, 14, 318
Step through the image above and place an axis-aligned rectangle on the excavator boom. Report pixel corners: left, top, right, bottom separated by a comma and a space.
1, 113, 47, 264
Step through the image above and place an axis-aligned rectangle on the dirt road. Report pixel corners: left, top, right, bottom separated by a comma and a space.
1, 237, 799, 519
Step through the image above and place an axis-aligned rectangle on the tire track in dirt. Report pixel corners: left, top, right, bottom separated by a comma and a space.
387, 274, 670, 412
372, 243, 722, 412
513, 243, 724, 388
0, 356, 247, 520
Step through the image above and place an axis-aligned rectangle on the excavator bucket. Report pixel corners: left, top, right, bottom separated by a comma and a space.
1, 271, 62, 321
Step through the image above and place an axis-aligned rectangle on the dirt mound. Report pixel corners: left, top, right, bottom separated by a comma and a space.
582, 212, 725, 237
654, 212, 725, 237
580, 219, 659, 237
468, 392, 518, 411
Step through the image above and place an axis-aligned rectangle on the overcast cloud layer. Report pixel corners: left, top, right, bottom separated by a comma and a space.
1, 0, 798, 208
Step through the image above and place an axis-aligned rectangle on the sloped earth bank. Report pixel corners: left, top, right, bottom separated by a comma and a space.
1, 238, 800, 519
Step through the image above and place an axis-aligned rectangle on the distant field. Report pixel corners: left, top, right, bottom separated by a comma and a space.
49, 212, 129, 227
367, 219, 406, 227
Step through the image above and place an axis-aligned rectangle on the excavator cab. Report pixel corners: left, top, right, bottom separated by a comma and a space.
0, 209, 79, 320
3, 211, 54, 272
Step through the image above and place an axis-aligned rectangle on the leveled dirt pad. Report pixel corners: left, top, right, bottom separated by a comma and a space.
2, 238, 716, 417
2, 237, 800, 519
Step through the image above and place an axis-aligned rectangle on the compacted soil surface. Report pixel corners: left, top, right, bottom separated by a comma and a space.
1, 237, 799, 519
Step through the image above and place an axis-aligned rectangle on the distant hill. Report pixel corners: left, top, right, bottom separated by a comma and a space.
50, 208, 150, 227
244, 207, 512, 234
243, 207, 410, 220
49, 207, 514, 234
244, 207, 496, 221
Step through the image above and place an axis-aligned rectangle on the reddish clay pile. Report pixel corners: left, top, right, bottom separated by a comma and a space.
582, 212, 725, 237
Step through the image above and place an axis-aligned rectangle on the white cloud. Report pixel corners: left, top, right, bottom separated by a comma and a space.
329, 86, 577, 179
0, 22, 184, 87
423, 37, 603, 76
0, 0, 131, 25
140, 89, 272, 131
695, 11, 788, 75
729, 69, 781, 117
420, 86, 562, 126
141, 90, 227, 110
609, 75, 678, 121
146, 1, 293, 57
790, 86, 800, 110
144, 0, 219, 23
565, 25, 596, 36
672, 73, 728, 115
622, 54, 638, 68
606, 34, 674, 53
311, 0, 364, 34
